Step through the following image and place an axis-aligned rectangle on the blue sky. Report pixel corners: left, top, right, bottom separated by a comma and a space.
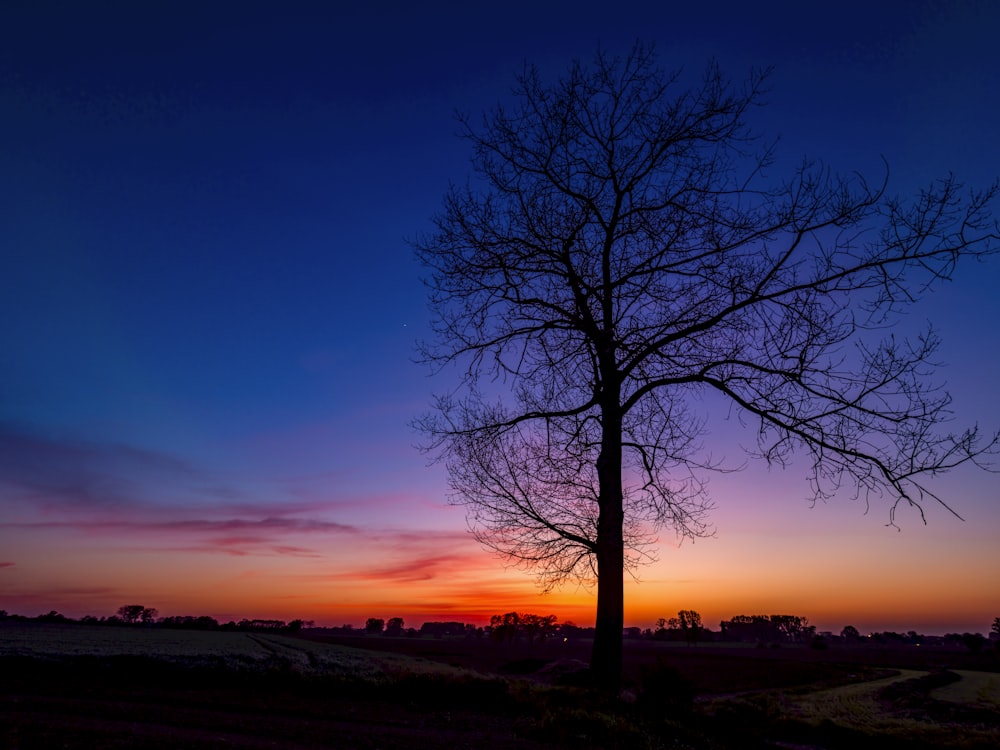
1, 1, 998, 633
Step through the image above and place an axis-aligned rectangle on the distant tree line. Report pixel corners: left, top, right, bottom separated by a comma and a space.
487, 612, 559, 644
643, 611, 1000, 653
719, 614, 815, 644
2, 608, 997, 652
116, 604, 158, 624
363, 617, 411, 635
0, 606, 311, 634
651, 610, 705, 644
350, 612, 600, 643
345, 610, 1000, 654
358, 613, 575, 642
326, 620, 479, 638
420, 621, 475, 638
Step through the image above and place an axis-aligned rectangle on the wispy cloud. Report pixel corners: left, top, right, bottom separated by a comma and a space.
0, 561, 14, 569
3, 516, 357, 534
0, 422, 366, 561
304, 528, 511, 588
0, 422, 232, 509
147, 539, 327, 559
328, 553, 479, 583
168, 517, 357, 534
2, 513, 357, 560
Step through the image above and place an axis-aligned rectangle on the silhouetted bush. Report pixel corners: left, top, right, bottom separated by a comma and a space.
498, 657, 551, 675
960, 633, 987, 653
36, 610, 68, 622
384, 671, 514, 712
707, 693, 783, 744
637, 659, 696, 717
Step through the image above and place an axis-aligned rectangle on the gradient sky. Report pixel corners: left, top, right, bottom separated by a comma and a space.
2, 1, 998, 636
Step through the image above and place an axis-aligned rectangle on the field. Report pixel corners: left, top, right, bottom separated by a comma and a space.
2, 623, 998, 749
0, 622, 461, 678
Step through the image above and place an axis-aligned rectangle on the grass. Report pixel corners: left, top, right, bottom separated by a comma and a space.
776, 669, 947, 743
782, 668, 927, 725
932, 670, 1000, 708
726, 668, 1000, 749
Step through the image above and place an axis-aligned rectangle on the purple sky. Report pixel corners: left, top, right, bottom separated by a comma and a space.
1, 1, 998, 634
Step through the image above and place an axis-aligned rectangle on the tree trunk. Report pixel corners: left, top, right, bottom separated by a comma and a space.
590, 518, 624, 689
589, 398, 624, 691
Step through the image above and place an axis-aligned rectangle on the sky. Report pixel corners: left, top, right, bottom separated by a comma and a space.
2, 1, 998, 636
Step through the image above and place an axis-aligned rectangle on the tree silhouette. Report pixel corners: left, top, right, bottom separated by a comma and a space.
678, 610, 702, 645
116, 604, 156, 624
841, 625, 862, 643
414, 43, 998, 690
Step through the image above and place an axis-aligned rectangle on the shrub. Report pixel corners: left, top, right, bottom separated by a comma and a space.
636, 659, 696, 717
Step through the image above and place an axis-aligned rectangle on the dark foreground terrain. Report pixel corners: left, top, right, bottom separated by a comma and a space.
2, 623, 998, 749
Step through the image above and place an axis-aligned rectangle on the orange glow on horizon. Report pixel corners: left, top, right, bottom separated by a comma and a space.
2, 474, 996, 636
5, 548, 995, 636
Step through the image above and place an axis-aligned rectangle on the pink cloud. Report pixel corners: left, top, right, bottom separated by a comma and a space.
111, 537, 327, 559
3, 515, 357, 537
160, 517, 358, 534
341, 553, 481, 583
0, 561, 14, 569
271, 545, 323, 558
165, 539, 325, 558
2, 507, 357, 562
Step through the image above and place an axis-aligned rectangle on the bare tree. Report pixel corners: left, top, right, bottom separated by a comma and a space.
414, 43, 998, 690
